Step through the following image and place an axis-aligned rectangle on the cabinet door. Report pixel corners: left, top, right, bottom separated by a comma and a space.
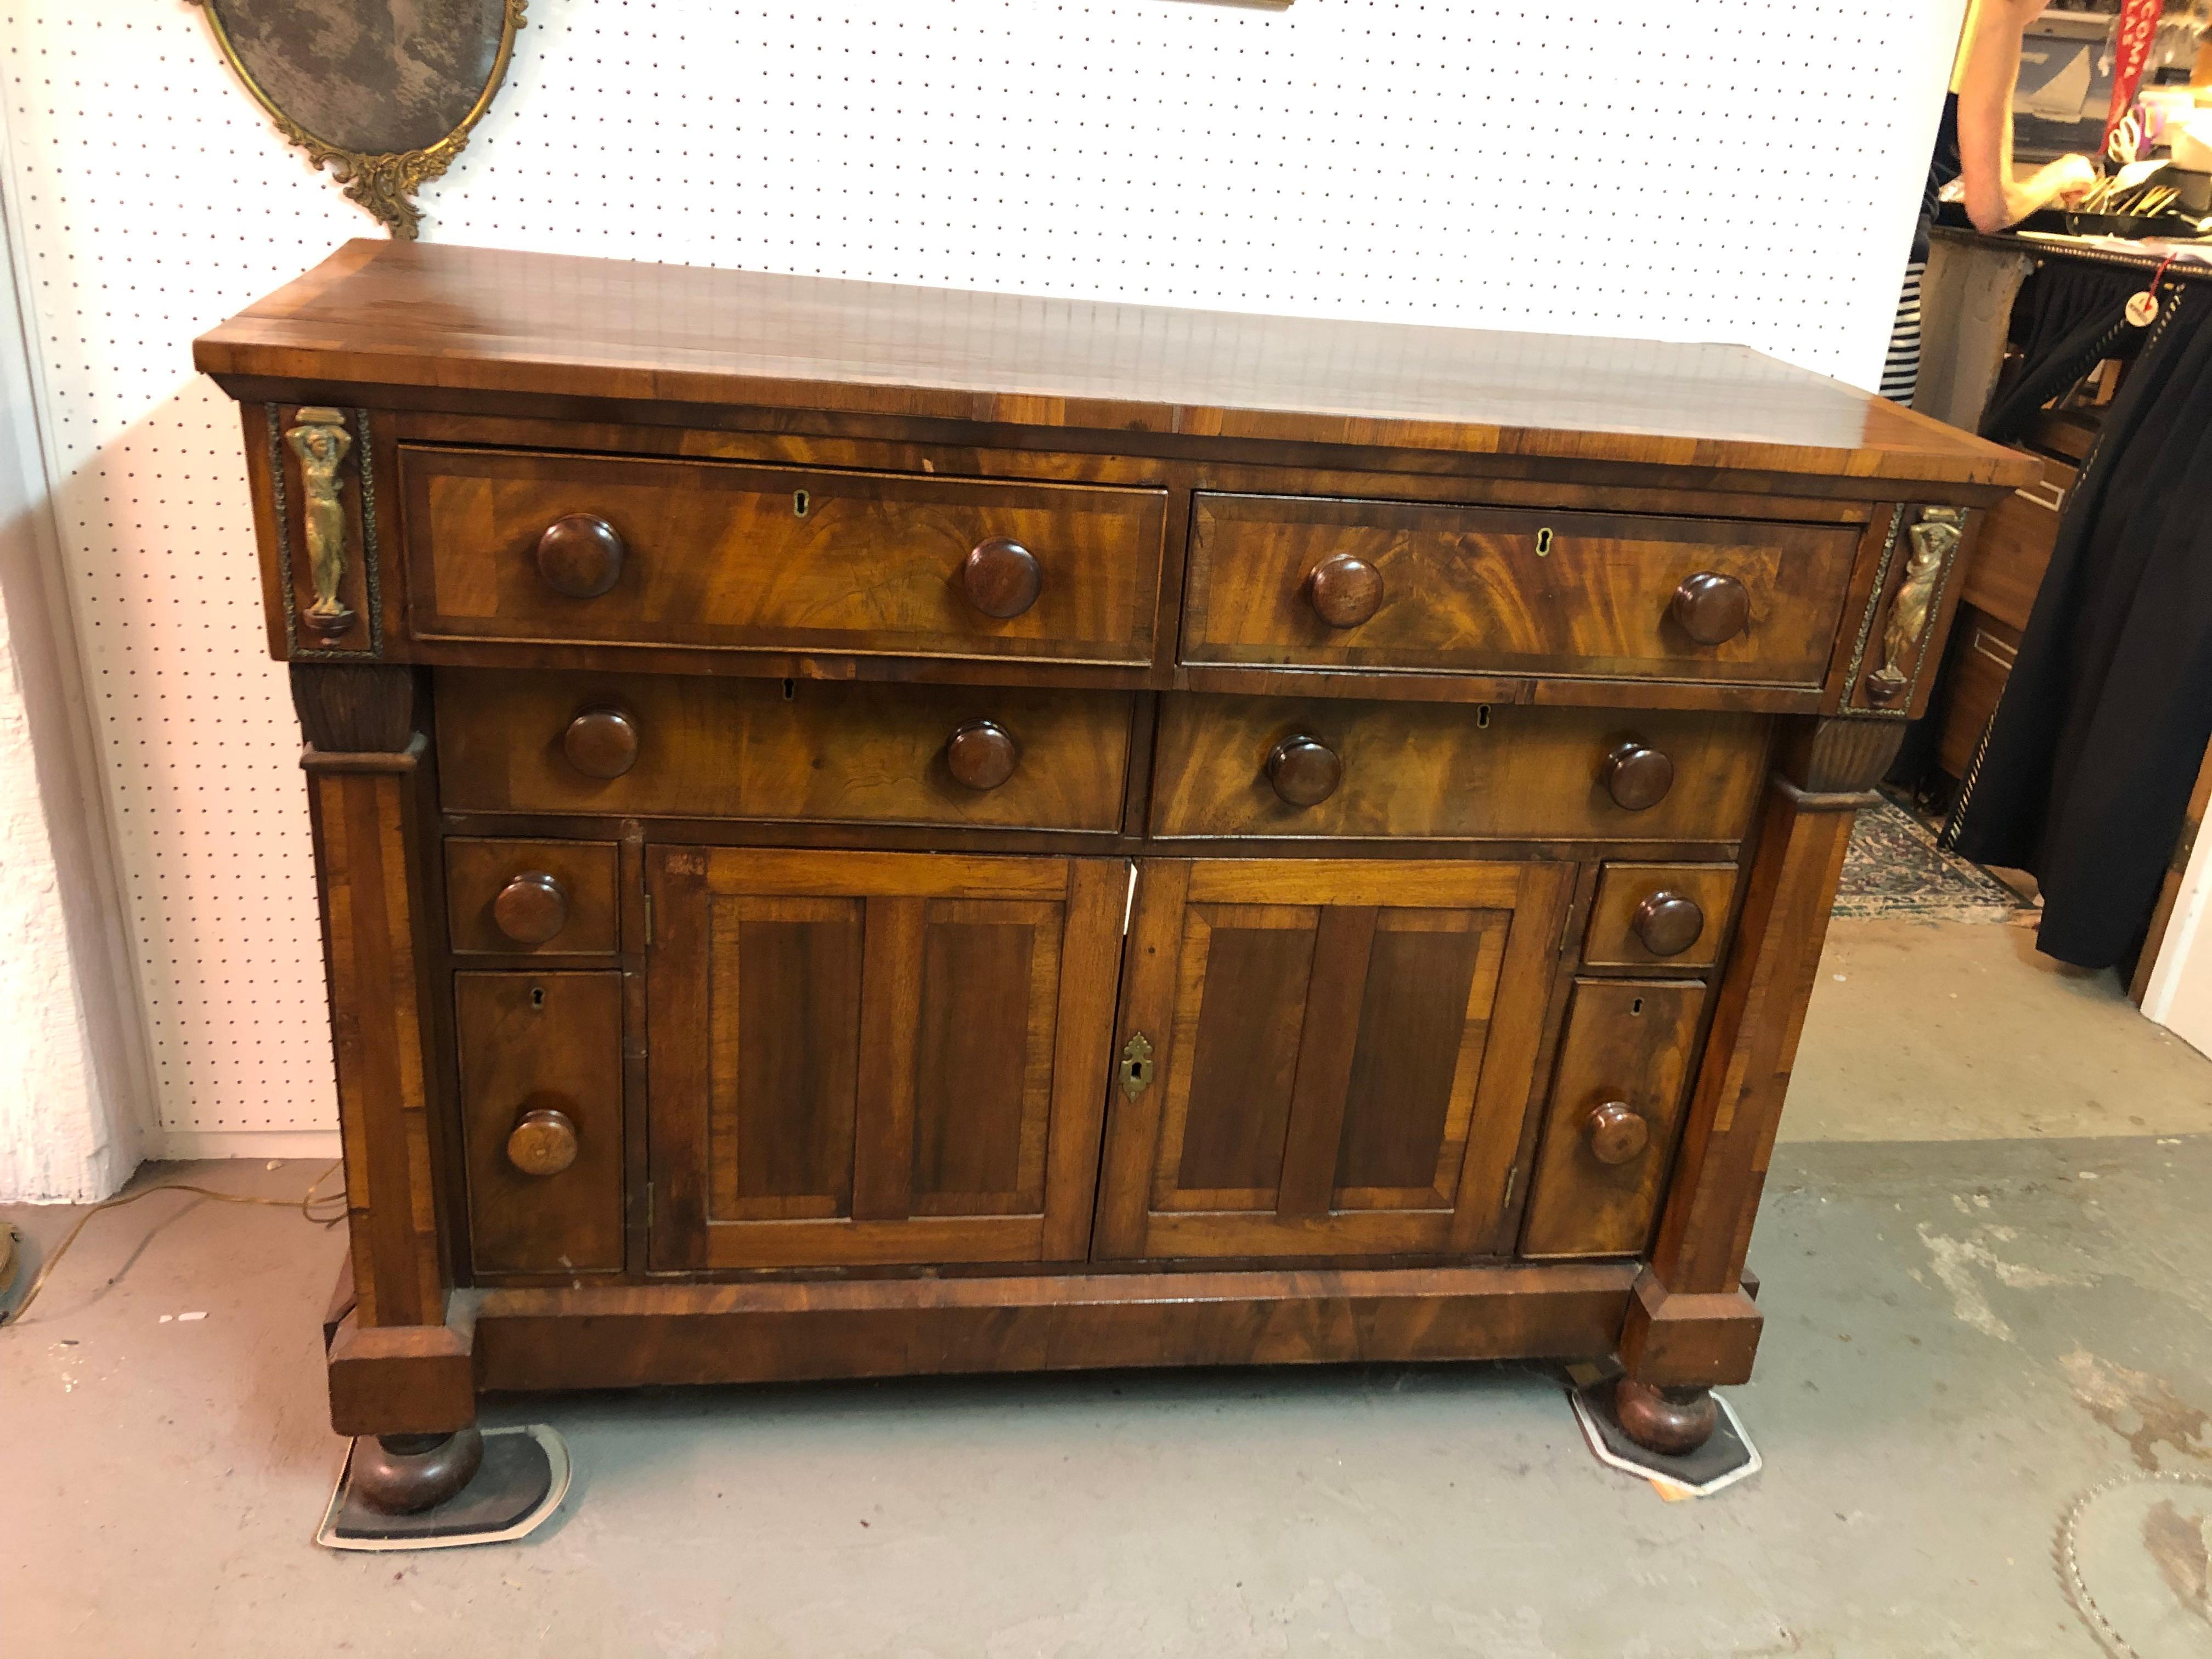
1094, 859, 1575, 1261
647, 848, 1124, 1269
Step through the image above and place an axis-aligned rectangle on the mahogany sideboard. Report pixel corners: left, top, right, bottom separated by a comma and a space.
196, 241, 2036, 1510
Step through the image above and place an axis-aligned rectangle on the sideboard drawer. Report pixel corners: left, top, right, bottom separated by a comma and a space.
1582, 861, 1739, 971
456, 970, 625, 1275
404, 446, 1169, 665
1182, 492, 1859, 686
437, 669, 1134, 832
446, 837, 620, 955
1519, 978, 1708, 1259
1149, 695, 1768, 843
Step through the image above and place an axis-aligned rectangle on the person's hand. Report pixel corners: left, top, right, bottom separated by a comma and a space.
2041, 154, 2099, 208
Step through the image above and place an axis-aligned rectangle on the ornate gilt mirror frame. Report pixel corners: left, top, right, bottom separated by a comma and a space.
190, 0, 526, 239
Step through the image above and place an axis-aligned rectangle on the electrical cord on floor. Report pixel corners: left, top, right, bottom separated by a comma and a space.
0, 1161, 346, 1330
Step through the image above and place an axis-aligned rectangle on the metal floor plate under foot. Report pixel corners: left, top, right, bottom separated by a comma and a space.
315, 1425, 571, 1551
1569, 1382, 1762, 1498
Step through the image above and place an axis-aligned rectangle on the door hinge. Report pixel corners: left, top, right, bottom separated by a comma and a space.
1502, 1164, 1519, 1210
644, 892, 654, 947
646, 1180, 654, 1231
1122, 860, 1139, 936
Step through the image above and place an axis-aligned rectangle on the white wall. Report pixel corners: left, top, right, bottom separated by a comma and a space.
2142, 823, 2212, 1059
0, 138, 149, 1200
0, 0, 1965, 1154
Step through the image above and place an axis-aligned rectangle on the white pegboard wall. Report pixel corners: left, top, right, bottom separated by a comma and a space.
0, 0, 1961, 1143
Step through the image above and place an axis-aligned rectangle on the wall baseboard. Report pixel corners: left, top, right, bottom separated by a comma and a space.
150, 1129, 343, 1163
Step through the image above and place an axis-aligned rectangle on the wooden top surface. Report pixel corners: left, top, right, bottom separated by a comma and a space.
196, 240, 2034, 488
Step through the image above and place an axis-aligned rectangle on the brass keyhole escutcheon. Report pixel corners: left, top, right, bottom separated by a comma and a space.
793, 489, 810, 517
1119, 1031, 1154, 1099
1536, 526, 1554, 557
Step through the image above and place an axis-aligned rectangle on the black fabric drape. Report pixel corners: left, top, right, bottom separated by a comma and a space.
1948, 283, 2212, 968
1980, 262, 2150, 445
1997, 262, 2147, 402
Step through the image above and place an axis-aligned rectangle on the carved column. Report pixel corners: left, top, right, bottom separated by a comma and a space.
295, 663, 478, 1504
1612, 716, 1903, 1449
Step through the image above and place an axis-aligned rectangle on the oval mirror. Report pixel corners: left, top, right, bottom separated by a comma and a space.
195, 0, 523, 239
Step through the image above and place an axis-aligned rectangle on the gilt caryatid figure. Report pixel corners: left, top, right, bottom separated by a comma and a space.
286, 407, 355, 636
1869, 505, 1967, 706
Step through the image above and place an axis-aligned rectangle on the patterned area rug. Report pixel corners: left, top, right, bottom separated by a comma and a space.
1833, 796, 2025, 922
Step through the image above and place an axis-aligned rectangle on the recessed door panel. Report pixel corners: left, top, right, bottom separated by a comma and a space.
649, 849, 1123, 1269
1094, 859, 1574, 1262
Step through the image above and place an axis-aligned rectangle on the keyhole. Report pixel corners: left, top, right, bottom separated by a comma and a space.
530, 985, 546, 1011
782, 678, 796, 701
1475, 704, 1491, 729
793, 489, 810, 517
1536, 527, 1554, 557
1630, 996, 1644, 1016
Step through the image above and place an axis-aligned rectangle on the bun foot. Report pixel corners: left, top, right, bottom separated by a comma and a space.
1612, 1379, 1717, 1456
348, 1426, 485, 1515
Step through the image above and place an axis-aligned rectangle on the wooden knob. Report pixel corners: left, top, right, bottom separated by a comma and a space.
535, 514, 625, 599
962, 537, 1042, 619
1266, 734, 1343, 807
1587, 1101, 1649, 1165
946, 719, 1019, 790
506, 1107, 579, 1177
1630, 890, 1705, 957
1601, 740, 1674, 811
562, 707, 639, 779
491, 872, 569, 945
1305, 555, 1384, 629
1669, 571, 1748, 646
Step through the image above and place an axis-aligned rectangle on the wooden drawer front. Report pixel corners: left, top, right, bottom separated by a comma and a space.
1935, 605, 2019, 781
1182, 493, 1859, 685
1519, 979, 1707, 1259
1093, 859, 1576, 1261
457, 971, 625, 1274
1150, 695, 1768, 844
405, 447, 1168, 664
1962, 449, 2072, 633
646, 850, 1124, 1269
446, 838, 619, 955
1583, 862, 1739, 971
437, 670, 1133, 832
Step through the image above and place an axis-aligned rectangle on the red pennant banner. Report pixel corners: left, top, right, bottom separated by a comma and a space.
2102, 0, 2163, 157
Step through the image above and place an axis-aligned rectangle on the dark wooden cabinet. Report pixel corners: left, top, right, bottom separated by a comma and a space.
195, 241, 2035, 1504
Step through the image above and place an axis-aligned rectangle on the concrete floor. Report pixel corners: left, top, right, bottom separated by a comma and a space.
6, 916, 2212, 1657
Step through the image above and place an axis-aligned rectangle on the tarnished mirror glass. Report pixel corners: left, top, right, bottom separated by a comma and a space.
193, 0, 524, 238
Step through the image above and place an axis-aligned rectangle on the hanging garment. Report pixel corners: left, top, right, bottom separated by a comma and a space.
1948, 281, 2212, 969
1981, 261, 2148, 443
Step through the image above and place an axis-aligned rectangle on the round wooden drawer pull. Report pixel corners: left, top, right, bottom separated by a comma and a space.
1587, 1101, 1650, 1166
962, 537, 1042, 619
493, 872, 569, 945
535, 514, 626, 599
1669, 571, 1749, 646
563, 707, 640, 779
506, 1107, 579, 1177
1601, 739, 1674, 811
1630, 890, 1705, 957
1266, 733, 1343, 807
1305, 554, 1384, 629
946, 719, 1019, 790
